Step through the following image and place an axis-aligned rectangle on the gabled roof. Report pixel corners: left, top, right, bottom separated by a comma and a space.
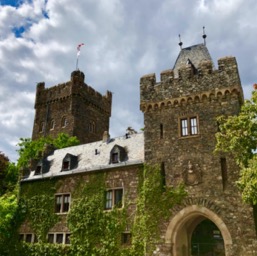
173, 44, 213, 77
22, 132, 144, 181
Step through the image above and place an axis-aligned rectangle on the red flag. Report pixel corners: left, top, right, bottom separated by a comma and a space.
77, 43, 84, 56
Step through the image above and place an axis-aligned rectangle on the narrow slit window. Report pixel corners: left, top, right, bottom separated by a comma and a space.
220, 158, 228, 190
160, 123, 163, 139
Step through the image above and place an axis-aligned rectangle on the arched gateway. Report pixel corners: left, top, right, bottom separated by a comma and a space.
165, 205, 232, 256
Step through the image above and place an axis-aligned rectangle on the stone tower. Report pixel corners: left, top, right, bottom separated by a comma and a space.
32, 70, 112, 144
140, 44, 257, 255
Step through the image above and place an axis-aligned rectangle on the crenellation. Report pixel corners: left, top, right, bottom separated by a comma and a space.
160, 69, 174, 82
32, 70, 112, 144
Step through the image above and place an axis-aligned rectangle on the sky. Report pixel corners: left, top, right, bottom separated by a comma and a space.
0, 0, 257, 162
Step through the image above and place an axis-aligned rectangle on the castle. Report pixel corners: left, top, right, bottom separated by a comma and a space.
19, 40, 257, 255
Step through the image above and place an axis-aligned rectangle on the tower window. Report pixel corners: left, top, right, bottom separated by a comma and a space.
220, 158, 228, 190
160, 124, 163, 139
50, 119, 55, 130
39, 122, 45, 133
180, 116, 199, 137
61, 117, 68, 128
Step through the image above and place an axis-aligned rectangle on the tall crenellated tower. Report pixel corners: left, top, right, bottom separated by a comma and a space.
140, 43, 256, 255
32, 70, 112, 144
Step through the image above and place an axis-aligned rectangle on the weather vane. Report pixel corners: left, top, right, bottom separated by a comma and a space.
202, 26, 207, 45
76, 43, 85, 70
178, 34, 183, 50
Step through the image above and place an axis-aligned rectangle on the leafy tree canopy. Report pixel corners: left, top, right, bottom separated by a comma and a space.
215, 90, 257, 205
17, 133, 80, 169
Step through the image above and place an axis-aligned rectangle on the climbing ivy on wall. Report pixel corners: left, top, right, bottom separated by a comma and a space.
130, 164, 186, 255
20, 179, 60, 243
67, 173, 128, 256
15, 164, 186, 256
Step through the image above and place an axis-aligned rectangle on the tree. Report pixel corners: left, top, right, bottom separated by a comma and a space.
17, 133, 80, 169
215, 89, 257, 205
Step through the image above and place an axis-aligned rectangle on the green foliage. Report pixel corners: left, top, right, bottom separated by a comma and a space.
0, 192, 18, 239
0, 189, 26, 256
20, 179, 59, 242
130, 164, 186, 255
20, 242, 71, 256
215, 90, 257, 205
0, 152, 18, 195
17, 133, 80, 169
68, 174, 127, 256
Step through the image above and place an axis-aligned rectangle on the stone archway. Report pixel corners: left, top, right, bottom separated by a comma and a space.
165, 205, 233, 256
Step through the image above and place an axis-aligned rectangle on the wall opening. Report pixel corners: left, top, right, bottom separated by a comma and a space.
191, 219, 225, 256
165, 205, 232, 256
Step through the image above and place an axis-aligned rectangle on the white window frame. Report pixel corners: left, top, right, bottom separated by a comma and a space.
179, 116, 199, 137
47, 232, 71, 244
55, 193, 71, 214
105, 188, 123, 210
19, 233, 37, 243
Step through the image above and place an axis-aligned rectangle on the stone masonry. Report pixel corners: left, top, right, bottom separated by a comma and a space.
140, 44, 257, 255
32, 70, 112, 144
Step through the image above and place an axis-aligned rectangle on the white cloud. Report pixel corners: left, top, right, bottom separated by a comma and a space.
0, 0, 257, 161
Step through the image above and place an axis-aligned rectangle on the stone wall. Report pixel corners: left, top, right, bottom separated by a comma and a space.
32, 70, 112, 144
140, 56, 257, 255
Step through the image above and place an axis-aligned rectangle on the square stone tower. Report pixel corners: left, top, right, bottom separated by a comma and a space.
140, 44, 256, 255
32, 70, 112, 144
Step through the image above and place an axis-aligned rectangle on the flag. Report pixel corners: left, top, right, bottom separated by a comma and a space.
77, 43, 84, 56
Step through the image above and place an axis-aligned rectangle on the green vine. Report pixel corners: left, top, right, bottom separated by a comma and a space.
20, 179, 60, 242
68, 173, 127, 256
130, 164, 186, 255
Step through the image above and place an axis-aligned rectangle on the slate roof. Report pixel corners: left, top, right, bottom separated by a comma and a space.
22, 132, 144, 181
173, 44, 213, 77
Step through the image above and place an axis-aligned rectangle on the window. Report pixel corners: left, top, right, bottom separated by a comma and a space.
160, 123, 163, 139
110, 145, 127, 164
220, 158, 228, 190
105, 188, 123, 210
35, 165, 42, 175
111, 153, 119, 163
50, 119, 55, 130
61, 154, 78, 171
61, 117, 68, 128
55, 194, 70, 213
39, 122, 45, 133
62, 161, 69, 171
180, 116, 199, 137
19, 233, 37, 243
47, 233, 70, 244
121, 232, 131, 245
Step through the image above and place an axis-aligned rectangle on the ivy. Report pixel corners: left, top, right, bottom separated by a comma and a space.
130, 164, 186, 255
20, 179, 60, 242
68, 173, 127, 256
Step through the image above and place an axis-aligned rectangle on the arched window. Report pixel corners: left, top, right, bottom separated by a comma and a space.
61, 117, 68, 128
39, 122, 45, 133
50, 119, 55, 130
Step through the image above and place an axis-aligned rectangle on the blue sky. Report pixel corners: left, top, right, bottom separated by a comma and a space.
0, 0, 257, 161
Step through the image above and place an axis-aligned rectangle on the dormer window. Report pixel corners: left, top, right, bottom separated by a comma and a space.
110, 145, 127, 164
61, 154, 78, 171
111, 153, 119, 163
34, 159, 50, 176
62, 161, 69, 171
35, 165, 42, 175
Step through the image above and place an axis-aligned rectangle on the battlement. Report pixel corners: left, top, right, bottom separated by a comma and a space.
140, 56, 243, 107
35, 71, 112, 114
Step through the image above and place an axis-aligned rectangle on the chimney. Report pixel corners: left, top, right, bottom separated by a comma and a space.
103, 131, 110, 143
